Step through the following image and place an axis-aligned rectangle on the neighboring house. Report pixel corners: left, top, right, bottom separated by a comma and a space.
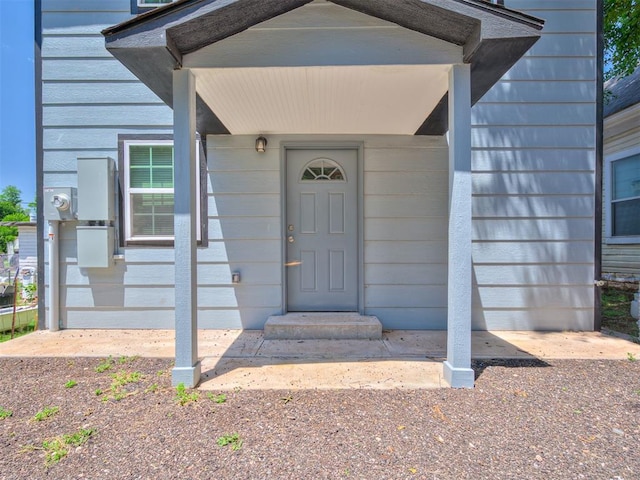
37, 0, 600, 387
0, 221, 37, 273
602, 66, 640, 280
0, 221, 37, 303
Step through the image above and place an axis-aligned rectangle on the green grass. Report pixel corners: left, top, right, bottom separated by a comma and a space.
38, 428, 95, 467
216, 433, 243, 451
33, 406, 60, 422
0, 320, 36, 343
207, 392, 227, 404
175, 383, 199, 406
0, 406, 13, 419
99, 370, 143, 402
601, 286, 638, 337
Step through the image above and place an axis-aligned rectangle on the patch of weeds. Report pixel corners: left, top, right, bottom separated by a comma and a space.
64, 380, 77, 389
94, 389, 103, 396
175, 383, 199, 406
118, 355, 140, 365
63, 428, 95, 446
33, 406, 60, 422
29, 428, 95, 468
0, 406, 13, 419
99, 370, 142, 402
94, 356, 115, 373
627, 352, 637, 362
207, 392, 227, 404
145, 383, 159, 393
42, 438, 67, 467
110, 370, 141, 388
216, 433, 242, 451
602, 286, 639, 337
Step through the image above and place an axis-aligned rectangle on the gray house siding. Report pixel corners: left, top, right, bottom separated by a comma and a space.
471, 0, 597, 330
41, 0, 598, 331
41, 0, 174, 328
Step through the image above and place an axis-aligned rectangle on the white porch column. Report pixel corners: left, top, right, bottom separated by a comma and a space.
171, 68, 201, 387
443, 64, 475, 388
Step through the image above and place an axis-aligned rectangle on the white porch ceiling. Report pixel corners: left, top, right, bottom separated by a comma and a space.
193, 65, 451, 135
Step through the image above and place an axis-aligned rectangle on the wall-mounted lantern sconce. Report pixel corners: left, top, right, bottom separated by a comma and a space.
255, 136, 267, 153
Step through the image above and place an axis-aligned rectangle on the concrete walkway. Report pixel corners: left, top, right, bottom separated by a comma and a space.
1, 329, 639, 390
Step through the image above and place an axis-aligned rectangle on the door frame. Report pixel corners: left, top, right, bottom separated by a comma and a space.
280, 141, 364, 314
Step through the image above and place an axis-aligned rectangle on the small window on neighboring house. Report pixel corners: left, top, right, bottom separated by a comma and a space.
606, 150, 640, 243
121, 138, 203, 245
131, 0, 175, 14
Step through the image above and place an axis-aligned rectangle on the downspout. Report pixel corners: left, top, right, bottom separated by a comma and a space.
48, 221, 59, 331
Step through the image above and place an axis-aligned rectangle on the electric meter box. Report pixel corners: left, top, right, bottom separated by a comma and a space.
43, 187, 77, 221
77, 226, 114, 268
77, 157, 115, 221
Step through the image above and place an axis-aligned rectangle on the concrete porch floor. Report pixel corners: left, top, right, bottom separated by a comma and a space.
1, 329, 639, 390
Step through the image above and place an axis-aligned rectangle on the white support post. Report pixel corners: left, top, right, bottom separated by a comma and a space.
171, 68, 201, 388
443, 64, 475, 388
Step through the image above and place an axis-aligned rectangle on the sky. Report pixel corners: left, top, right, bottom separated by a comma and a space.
0, 0, 35, 206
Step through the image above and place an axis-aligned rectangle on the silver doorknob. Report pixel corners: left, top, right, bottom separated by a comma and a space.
288, 235, 295, 243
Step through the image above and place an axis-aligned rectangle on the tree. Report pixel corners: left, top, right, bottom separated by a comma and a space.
0, 186, 29, 253
604, 0, 640, 79
0, 186, 23, 206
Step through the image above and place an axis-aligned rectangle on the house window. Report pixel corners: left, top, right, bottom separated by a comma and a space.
131, 0, 175, 14
300, 159, 346, 181
606, 149, 640, 243
121, 137, 203, 244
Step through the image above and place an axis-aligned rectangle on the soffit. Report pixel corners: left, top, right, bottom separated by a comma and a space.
103, 0, 544, 136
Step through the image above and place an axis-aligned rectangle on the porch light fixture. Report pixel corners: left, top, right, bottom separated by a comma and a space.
255, 136, 267, 153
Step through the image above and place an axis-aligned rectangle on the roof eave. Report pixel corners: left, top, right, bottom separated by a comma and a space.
103, 0, 544, 136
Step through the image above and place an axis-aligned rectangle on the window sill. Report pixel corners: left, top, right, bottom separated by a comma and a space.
123, 240, 205, 248
605, 236, 640, 245
125, 239, 175, 247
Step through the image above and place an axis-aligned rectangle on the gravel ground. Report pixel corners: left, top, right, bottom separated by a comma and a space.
0, 356, 639, 479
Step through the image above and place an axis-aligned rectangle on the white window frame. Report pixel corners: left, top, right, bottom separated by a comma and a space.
131, 0, 175, 14
604, 144, 640, 244
137, 0, 174, 7
123, 139, 201, 243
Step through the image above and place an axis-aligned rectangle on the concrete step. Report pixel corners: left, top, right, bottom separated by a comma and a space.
264, 313, 382, 340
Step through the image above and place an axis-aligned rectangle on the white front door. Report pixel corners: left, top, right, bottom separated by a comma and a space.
286, 149, 358, 311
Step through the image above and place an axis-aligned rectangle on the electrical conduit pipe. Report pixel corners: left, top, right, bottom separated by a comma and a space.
48, 221, 59, 331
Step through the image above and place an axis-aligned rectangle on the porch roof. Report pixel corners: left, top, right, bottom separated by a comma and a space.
103, 0, 543, 136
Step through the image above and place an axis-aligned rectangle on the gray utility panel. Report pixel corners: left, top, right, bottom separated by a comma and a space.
77, 157, 115, 221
